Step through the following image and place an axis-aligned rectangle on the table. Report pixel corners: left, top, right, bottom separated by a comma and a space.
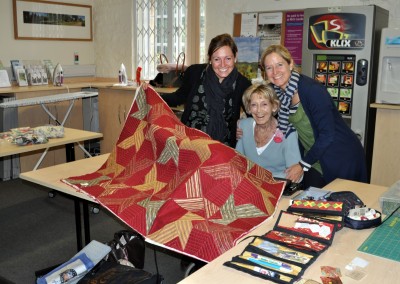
19, 156, 399, 283
0, 127, 103, 170
20, 154, 109, 251
20, 154, 108, 201
0, 128, 102, 158
0, 91, 99, 169
4, 129, 104, 253
179, 179, 399, 284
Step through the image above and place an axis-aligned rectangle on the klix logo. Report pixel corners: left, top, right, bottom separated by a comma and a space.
308, 13, 366, 50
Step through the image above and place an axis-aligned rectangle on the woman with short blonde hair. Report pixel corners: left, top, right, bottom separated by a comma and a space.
236, 81, 302, 180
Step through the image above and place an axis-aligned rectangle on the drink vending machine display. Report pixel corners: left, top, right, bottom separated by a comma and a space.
314, 54, 355, 116
301, 5, 389, 175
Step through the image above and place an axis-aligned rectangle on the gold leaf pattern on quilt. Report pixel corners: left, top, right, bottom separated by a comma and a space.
134, 164, 167, 193
259, 187, 281, 213
148, 212, 204, 248
179, 138, 215, 162
118, 120, 147, 150
103, 193, 149, 214
64, 175, 111, 187
185, 170, 202, 198
97, 151, 125, 177
174, 198, 205, 212
124, 157, 156, 177
204, 198, 220, 219
201, 163, 236, 180
145, 123, 163, 151
172, 124, 187, 139
98, 182, 131, 197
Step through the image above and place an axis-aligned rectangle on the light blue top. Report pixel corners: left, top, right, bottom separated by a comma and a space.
236, 117, 301, 178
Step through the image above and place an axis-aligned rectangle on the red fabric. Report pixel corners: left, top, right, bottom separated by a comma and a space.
62, 87, 285, 262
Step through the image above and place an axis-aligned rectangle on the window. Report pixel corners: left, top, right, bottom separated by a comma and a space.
134, 0, 205, 80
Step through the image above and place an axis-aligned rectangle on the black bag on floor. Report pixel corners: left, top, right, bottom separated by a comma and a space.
77, 261, 163, 284
106, 230, 146, 269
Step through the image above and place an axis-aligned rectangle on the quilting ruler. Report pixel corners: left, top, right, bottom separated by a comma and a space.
358, 215, 400, 262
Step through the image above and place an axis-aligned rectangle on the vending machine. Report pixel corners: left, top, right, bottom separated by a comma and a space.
301, 5, 389, 174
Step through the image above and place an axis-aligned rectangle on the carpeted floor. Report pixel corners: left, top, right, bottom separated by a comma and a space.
0, 178, 187, 284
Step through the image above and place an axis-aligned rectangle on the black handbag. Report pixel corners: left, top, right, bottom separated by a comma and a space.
77, 261, 163, 284
105, 230, 146, 269
150, 52, 186, 88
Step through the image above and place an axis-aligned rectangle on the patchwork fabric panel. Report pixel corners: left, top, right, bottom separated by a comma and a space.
62, 86, 285, 262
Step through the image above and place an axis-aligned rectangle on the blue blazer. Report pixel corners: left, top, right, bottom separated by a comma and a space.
296, 74, 367, 183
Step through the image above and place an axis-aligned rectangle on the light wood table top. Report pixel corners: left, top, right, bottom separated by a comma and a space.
19, 154, 109, 202
0, 128, 103, 157
0, 81, 177, 95
179, 179, 399, 284
19, 155, 398, 284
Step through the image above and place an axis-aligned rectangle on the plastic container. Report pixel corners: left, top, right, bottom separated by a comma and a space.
379, 180, 400, 216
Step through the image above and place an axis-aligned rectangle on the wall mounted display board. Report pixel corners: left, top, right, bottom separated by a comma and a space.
233, 10, 304, 67
13, 0, 93, 41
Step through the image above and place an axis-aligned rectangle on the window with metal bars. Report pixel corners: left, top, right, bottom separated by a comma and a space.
134, 0, 205, 80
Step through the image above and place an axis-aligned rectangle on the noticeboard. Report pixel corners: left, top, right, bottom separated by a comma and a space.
233, 10, 304, 66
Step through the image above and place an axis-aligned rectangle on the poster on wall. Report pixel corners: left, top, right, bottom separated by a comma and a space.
240, 13, 258, 37
257, 12, 283, 59
234, 37, 261, 80
284, 11, 304, 66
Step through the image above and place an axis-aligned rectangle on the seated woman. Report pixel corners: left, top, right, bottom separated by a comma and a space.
236, 82, 302, 181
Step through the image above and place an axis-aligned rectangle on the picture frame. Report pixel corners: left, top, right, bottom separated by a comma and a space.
13, 0, 93, 41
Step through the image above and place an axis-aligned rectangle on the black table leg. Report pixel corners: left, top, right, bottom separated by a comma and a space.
65, 143, 76, 163
83, 200, 91, 245
74, 199, 83, 251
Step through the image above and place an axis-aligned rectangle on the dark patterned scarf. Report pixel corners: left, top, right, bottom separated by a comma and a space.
273, 71, 300, 136
203, 65, 238, 143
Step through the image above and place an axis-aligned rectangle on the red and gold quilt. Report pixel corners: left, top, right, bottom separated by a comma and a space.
62, 86, 285, 262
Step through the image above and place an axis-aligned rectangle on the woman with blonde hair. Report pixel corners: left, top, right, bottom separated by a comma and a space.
236, 82, 302, 180
260, 44, 367, 187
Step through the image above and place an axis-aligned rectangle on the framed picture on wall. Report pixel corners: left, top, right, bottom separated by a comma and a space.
13, 0, 93, 41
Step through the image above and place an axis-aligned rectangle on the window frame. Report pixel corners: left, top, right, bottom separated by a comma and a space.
133, 0, 203, 80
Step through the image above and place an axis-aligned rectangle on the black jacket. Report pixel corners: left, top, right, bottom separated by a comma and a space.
161, 64, 251, 147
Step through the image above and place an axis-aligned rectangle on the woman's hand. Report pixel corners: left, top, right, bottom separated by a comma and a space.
236, 121, 243, 140
285, 163, 303, 183
142, 82, 150, 90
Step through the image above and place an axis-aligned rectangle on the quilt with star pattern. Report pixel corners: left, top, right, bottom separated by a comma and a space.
62, 86, 285, 262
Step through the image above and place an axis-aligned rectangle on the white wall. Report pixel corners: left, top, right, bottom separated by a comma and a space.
0, 0, 95, 68
94, 0, 134, 78
1, 0, 399, 79
205, 0, 400, 47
